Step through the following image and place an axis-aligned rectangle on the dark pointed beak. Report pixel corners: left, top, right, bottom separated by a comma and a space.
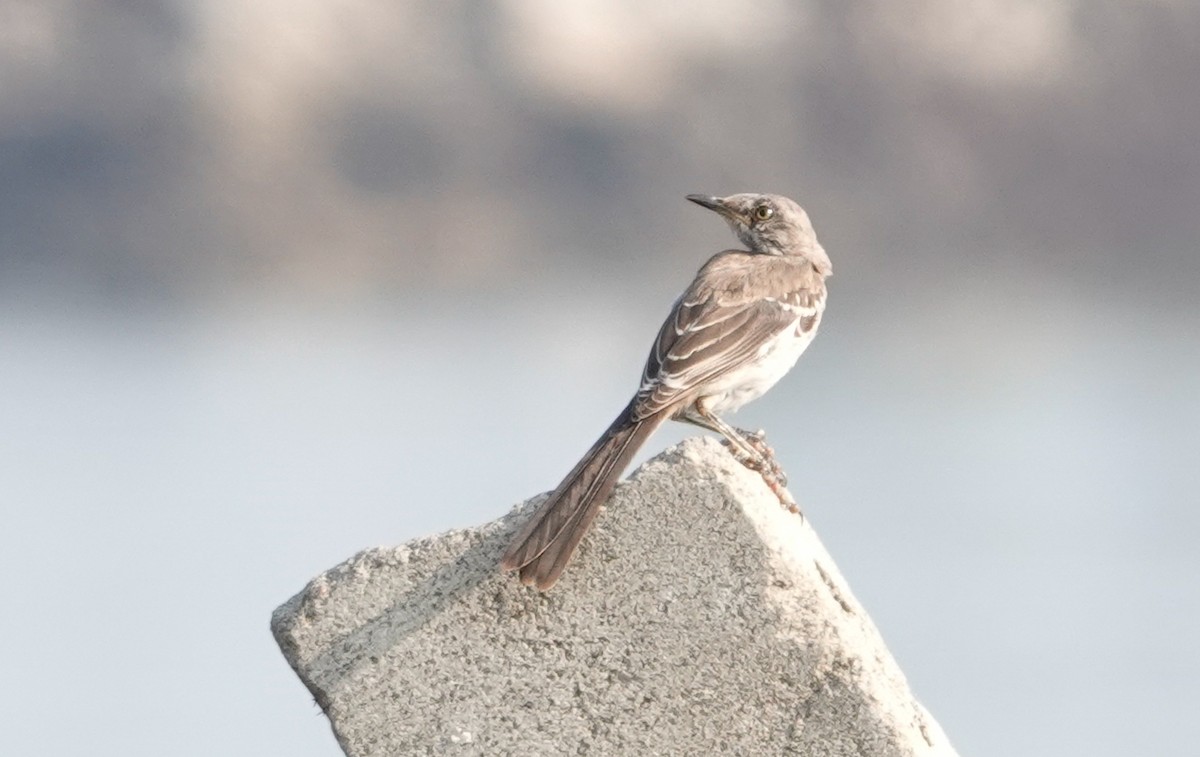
685, 194, 729, 215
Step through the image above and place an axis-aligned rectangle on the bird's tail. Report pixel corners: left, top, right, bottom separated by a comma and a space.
500, 405, 663, 591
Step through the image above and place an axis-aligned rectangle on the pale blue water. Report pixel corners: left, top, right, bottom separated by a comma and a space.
2, 294, 1197, 756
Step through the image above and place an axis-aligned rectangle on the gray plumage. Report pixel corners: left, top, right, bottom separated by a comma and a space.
501, 192, 830, 590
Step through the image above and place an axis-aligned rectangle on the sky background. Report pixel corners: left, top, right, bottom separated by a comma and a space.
2, 1, 1198, 755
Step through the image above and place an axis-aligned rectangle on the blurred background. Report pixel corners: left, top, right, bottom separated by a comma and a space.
2, 1, 1197, 755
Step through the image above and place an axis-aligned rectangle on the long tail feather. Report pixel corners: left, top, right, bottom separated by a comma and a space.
500, 406, 663, 590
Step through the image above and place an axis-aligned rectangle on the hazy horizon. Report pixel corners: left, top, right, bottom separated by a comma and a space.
2, 2, 1198, 756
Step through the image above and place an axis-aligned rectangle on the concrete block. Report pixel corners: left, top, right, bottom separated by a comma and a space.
272, 437, 956, 756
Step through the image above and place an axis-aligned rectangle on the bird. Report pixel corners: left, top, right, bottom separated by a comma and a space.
500, 192, 832, 591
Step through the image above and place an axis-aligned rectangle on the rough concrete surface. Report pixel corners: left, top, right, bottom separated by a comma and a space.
272, 437, 957, 756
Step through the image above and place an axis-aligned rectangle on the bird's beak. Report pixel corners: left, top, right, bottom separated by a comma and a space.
686, 194, 734, 219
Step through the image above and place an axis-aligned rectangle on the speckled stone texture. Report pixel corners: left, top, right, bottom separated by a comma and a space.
271, 437, 957, 756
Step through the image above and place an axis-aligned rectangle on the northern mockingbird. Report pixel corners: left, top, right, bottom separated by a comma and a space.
501, 192, 831, 590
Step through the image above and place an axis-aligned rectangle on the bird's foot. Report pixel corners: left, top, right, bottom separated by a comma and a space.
719, 430, 799, 515
728, 428, 788, 487
763, 470, 803, 517
720, 437, 766, 473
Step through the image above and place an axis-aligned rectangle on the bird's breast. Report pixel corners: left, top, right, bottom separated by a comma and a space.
699, 319, 818, 416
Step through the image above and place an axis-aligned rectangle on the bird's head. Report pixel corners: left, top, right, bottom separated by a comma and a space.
686, 192, 831, 274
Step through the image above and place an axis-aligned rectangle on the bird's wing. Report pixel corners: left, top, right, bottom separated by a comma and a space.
632, 256, 824, 419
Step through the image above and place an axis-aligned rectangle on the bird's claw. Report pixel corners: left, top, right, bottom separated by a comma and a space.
720, 430, 798, 514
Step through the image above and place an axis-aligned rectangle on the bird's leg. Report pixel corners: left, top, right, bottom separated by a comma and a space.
681, 403, 800, 515
730, 427, 787, 487
728, 427, 795, 511
676, 405, 769, 472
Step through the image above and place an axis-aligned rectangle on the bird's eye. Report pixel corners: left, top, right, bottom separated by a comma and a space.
753, 205, 774, 221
